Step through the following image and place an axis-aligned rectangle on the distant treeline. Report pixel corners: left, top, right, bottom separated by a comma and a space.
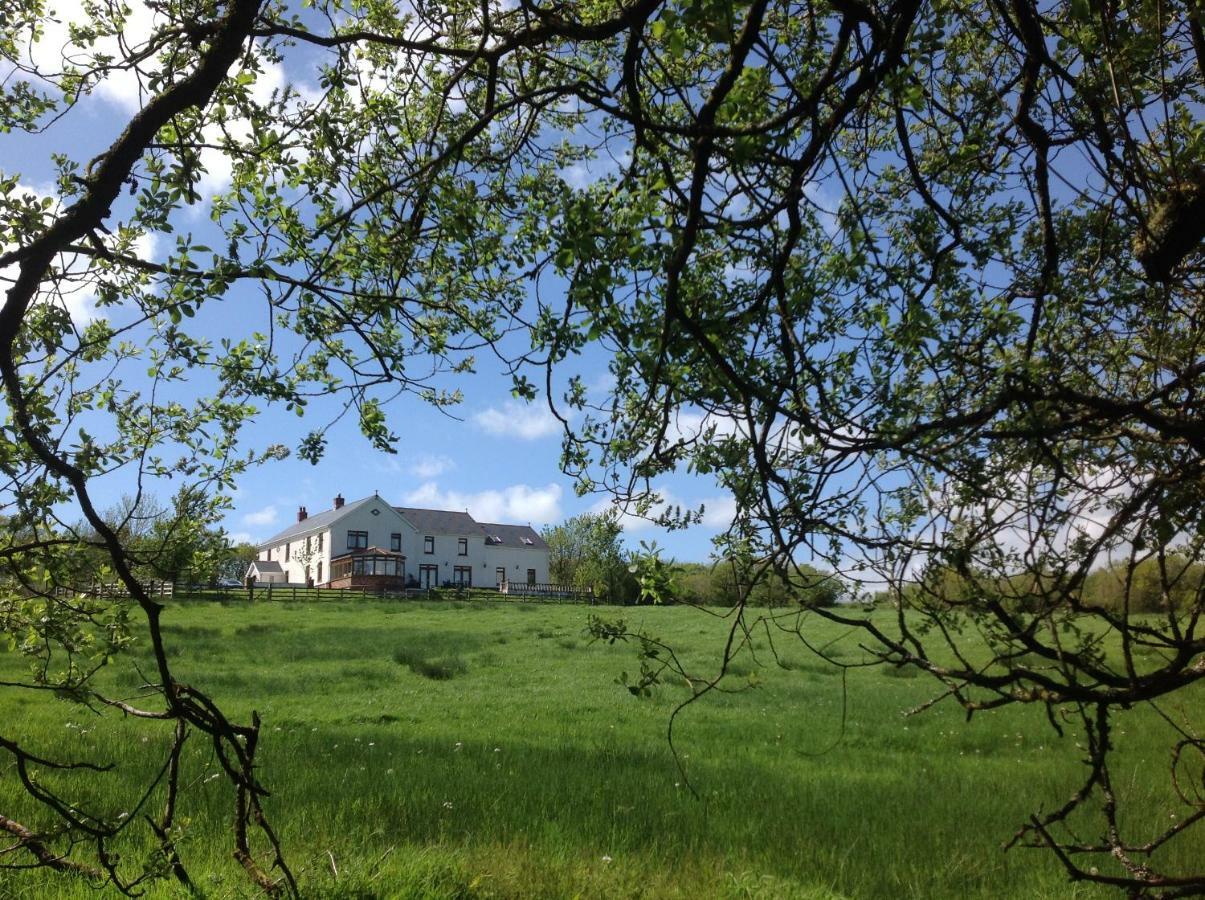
675, 561, 847, 607
880, 555, 1205, 614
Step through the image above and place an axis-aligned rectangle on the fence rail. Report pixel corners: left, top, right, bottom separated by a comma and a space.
52, 580, 595, 605
498, 581, 593, 599
54, 581, 175, 599
168, 582, 595, 605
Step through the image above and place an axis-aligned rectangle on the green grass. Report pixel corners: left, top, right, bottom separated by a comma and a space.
0, 601, 1199, 898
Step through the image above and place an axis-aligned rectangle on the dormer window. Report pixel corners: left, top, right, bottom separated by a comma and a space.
522, 537, 534, 546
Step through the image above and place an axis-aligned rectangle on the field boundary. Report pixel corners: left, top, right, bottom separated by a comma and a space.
169, 583, 596, 605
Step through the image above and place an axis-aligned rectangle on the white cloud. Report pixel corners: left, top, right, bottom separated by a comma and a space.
23, 0, 159, 112
1, 180, 163, 325
803, 177, 842, 238
242, 505, 279, 528
668, 409, 740, 445
405, 482, 562, 525
225, 530, 253, 545
700, 495, 737, 528
195, 55, 292, 198
409, 454, 455, 479
591, 485, 736, 533
472, 400, 561, 440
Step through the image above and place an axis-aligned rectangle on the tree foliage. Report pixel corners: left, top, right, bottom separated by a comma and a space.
543, 510, 637, 602
678, 560, 846, 608
0, 0, 1202, 893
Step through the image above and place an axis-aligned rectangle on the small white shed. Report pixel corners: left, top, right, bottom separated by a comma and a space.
246, 560, 287, 584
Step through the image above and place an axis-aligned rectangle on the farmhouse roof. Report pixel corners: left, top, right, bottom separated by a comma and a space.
478, 522, 548, 550
257, 495, 379, 547
255, 496, 551, 549
330, 545, 406, 560
249, 560, 283, 574
394, 507, 482, 536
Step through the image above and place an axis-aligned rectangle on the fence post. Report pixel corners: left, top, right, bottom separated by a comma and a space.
267, 582, 273, 603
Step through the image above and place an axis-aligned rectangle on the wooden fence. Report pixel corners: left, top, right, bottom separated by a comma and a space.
169, 582, 595, 605
52, 581, 595, 605
54, 581, 175, 599
498, 581, 594, 600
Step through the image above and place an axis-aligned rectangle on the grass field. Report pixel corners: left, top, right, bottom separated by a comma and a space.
1, 599, 1200, 898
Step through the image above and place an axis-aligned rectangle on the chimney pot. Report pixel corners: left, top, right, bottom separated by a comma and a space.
334, 494, 345, 510
297, 506, 307, 522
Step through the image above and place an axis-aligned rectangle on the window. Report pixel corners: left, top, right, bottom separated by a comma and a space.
423, 536, 434, 554
347, 530, 368, 550
352, 556, 401, 577
496, 567, 506, 587
457, 537, 468, 556
305, 535, 311, 553
522, 537, 534, 546
285, 543, 290, 561
317, 532, 323, 551
391, 533, 402, 552
419, 564, 438, 588
453, 566, 472, 587
527, 569, 536, 585
317, 561, 323, 583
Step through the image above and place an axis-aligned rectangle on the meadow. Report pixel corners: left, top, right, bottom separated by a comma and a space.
1, 599, 1200, 898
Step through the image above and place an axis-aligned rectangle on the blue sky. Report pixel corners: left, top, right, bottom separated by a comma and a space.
1, 1, 737, 562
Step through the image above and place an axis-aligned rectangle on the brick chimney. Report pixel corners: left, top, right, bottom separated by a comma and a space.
334, 494, 345, 510
297, 506, 308, 522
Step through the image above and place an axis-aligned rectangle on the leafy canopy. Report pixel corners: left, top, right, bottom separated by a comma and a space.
0, 0, 1202, 893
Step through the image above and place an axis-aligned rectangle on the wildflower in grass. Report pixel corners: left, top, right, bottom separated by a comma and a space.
601, 855, 613, 864
454, 742, 463, 751
442, 801, 453, 809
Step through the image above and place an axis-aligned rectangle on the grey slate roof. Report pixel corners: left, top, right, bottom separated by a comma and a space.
394, 507, 482, 536
257, 497, 549, 549
249, 560, 283, 574
478, 522, 548, 550
258, 495, 379, 548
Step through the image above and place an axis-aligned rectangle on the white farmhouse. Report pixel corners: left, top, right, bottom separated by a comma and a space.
249, 493, 550, 590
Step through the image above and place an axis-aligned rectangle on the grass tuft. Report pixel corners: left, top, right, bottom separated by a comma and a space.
393, 645, 469, 680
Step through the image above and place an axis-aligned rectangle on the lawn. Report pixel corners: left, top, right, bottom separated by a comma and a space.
1, 599, 1199, 898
